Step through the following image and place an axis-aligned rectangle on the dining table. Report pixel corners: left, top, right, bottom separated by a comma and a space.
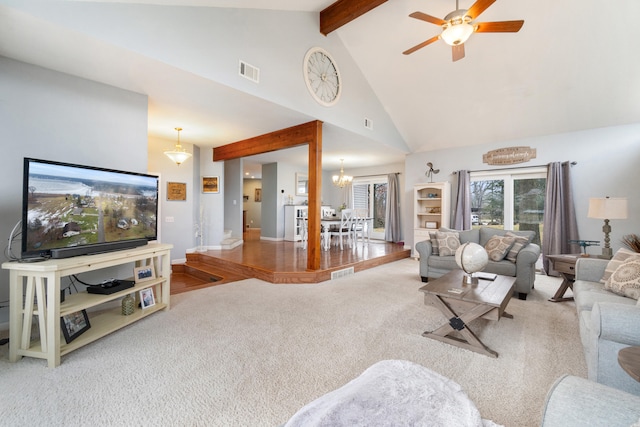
320, 216, 372, 250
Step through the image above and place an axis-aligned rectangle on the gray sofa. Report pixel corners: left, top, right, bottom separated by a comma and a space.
541, 375, 640, 427
573, 256, 640, 396
415, 227, 541, 300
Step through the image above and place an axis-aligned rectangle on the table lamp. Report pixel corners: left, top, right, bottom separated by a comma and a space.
587, 197, 628, 259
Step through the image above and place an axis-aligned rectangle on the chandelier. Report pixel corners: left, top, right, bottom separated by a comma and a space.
332, 159, 353, 188
164, 127, 192, 166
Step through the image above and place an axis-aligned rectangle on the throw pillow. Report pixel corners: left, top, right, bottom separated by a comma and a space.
435, 231, 461, 257
429, 231, 440, 256
604, 258, 640, 300
600, 248, 640, 284
484, 235, 516, 262
505, 231, 532, 263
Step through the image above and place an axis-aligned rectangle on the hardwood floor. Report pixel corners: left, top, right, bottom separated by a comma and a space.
170, 239, 411, 294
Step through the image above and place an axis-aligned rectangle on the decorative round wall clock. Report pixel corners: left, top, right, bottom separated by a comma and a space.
303, 47, 342, 106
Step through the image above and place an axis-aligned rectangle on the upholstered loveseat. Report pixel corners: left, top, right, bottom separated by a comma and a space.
573, 251, 640, 396
415, 227, 541, 300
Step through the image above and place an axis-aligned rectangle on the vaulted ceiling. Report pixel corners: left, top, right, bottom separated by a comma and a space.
1, 0, 639, 176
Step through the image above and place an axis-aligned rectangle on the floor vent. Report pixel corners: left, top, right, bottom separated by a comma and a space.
239, 60, 260, 83
331, 267, 354, 280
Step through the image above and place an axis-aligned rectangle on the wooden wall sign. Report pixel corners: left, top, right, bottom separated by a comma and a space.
483, 146, 537, 165
167, 182, 187, 201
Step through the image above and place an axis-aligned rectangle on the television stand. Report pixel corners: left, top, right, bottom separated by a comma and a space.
2, 243, 172, 367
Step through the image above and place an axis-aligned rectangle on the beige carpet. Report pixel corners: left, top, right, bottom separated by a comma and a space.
0, 258, 586, 426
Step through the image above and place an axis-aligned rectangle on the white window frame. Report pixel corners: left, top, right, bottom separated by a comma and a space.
352, 175, 387, 240
470, 167, 546, 230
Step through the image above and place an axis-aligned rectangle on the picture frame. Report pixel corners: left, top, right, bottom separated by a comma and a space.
425, 221, 438, 229
202, 176, 219, 194
167, 182, 187, 201
254, 188, 262, 202
60, 310, 91, 344
140, 288, 156, 309
133, 263, 156, 283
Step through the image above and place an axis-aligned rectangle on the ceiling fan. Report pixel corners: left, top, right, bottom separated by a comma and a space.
403, 0, 524, 62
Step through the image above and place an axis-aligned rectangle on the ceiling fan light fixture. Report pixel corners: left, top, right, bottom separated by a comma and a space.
441, 20, 474, 46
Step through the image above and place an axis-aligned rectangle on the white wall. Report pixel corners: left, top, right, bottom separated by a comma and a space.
10, 2, 408, 155
0, 57, 149, 324
404, 124, 640, 254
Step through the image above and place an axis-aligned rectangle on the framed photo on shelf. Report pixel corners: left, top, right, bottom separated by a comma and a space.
60, 310, 91, 344
133, 263, 156, 283
425, 221, 438, 229
140, 288, 156, 309
202, 176, 219, 193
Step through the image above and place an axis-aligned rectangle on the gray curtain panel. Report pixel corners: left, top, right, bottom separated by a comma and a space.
453, 170, 471, 230
385, 173, 402, 242
542, 161, 580, 275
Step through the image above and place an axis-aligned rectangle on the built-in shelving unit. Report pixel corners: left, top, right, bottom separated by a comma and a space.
414, 182, 451, 257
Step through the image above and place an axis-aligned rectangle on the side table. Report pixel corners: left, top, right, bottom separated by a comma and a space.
546, 254, 581, 302
618, 346, 640, 382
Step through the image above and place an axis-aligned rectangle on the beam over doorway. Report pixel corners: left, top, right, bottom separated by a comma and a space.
213, 120, 323, 271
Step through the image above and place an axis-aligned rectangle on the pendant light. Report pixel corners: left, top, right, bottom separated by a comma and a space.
332, 159, 353, 188
164, 127, 192, 166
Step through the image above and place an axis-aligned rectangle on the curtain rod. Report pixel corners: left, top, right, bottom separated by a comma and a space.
452, 162, 576, 174
352, 172, 401, 178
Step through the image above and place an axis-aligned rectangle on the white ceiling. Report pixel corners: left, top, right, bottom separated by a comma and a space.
2, 0, 639, 178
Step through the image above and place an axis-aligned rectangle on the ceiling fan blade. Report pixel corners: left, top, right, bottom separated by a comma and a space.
475, 20, 524, 33
403, 35, 440, 55
466, 0, 496, 20
409, 11, 446, 26
452, 44, 465, 62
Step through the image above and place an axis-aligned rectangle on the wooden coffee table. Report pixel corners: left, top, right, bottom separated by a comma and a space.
419, 269, 516, 358
618, 346, 640, 382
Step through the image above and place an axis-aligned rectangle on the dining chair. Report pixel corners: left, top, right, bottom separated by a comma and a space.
351, 209, 368, 245
329, 209, 354, 250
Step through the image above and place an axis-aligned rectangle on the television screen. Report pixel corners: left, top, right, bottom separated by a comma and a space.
22, 158, 159, 259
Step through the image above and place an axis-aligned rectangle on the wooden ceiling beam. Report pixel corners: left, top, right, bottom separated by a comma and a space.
213, 121, 322, 161
320, 0, 387, 36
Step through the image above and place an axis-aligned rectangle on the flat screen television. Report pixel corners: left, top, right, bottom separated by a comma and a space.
21, 158, 159, 260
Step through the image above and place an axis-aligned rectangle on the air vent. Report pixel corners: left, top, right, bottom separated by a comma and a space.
239, 60, 260, 83
331, 267, 355, 280
364, 117, 373, 130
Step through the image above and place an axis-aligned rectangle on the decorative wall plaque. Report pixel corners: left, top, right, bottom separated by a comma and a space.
482, 146, 537, 165
167, 182, 187, 201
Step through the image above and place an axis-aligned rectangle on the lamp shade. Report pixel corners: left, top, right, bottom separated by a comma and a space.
164, 150, 192, 165
164, 127, 192, 166
587, 197, 628, 220
441, 22, 474, 46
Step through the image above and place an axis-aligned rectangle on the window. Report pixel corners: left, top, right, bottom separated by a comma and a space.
470, 167, 546, 246
352, 176, 387, 240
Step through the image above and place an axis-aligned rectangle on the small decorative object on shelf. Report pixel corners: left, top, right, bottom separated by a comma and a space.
568, 240, 600, 256
121, 293, 135, 316
425, 162, 440, 183
140, 288, 155, 309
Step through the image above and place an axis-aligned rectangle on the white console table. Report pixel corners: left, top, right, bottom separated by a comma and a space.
2, 243, 172, 367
